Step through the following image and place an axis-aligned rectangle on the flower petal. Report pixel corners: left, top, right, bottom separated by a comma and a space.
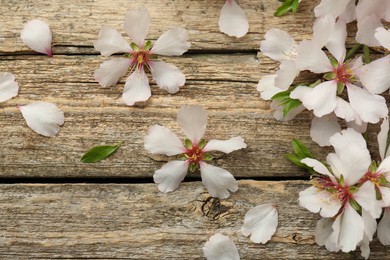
274, 60, 300, 90
327, 203, 365, 252
378, 156, 390, 175
325, 19, 347, 62
94, 58, 131, 88
124, 8, 150, 46
355, 55, 390, 94
310, 114, 341, 147
314, 0, 351, 18
19, 102, 64, 137
375, 27, 390, 50
378, 117, 389, 160
144, 124, 184, 156
150, 61, 185, 94
334, 97, 355, 122
260, 28, 297, 61
218, 0, 249, 38
299, 186, 341, 218
257, 75, 280, 100
200, 162, 238, 199
203, 233, 240, 260
153, 160, 189, 193
151, 27, 191, 56
315, 218, 334, 247
291, 81, 337, 118
122, 70, 151, 106
241, 204, 278, 244
312, 15, 336, 48
378, 208, 390, 245
347, 83, 388, 124
177, 105, 207, 143
20, 19, 52, 56
93, 26, 132, 56
203, 136, 247, 154
356, 14, 383, 46
0, 72, 19, 102
354, 181, 382, 219
301, 158, 336, 182
295, 40, 332, 73
329, 128, 367, 152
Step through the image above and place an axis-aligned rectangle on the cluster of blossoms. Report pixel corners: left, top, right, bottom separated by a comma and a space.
299, 125, 390, 258
257, 0, 390, 259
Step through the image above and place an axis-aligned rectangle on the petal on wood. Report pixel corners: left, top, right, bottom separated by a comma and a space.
0, 72, 19, 102
203, 233, 240, 260
20, 19, 52, 56
177, 105, 207, 144
93, 26, 132, 56
218, 0, 248, 38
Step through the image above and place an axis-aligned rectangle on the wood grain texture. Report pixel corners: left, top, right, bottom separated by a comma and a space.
0, 54, 382, 177
0, 0, 323, 54
0, 180, 388, 259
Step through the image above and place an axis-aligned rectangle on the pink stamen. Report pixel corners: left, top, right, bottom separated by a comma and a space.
333, 63, 353, 84
185, 143, 204, 164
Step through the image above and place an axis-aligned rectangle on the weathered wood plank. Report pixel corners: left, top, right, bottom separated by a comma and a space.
0, 54, 383, 177
0, 181, 387, 259
0, 0, 323, 54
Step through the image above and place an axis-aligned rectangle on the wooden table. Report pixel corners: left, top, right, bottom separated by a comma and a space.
0, 0, 387, 258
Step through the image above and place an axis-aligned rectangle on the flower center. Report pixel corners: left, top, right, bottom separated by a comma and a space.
131, 49, 152, 71
333, 63, 353, 85
185, 145, 204, 164
313, 176, 353, 205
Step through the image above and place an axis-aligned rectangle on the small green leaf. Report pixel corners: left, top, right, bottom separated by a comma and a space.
144, 40, 153, 51
150, 54, 158, 60
81, 141, 123, 163
348, 186, 358, 193
329, 56, 339, 68
283, 99, 302, 117
291, 0, 300, 13
198, 139, 207, 149
337, 82, 345, 94
349, 199, 362, 213
184, 139, 193, 150
274, 0, 293, 17
189, 162, 197, 172
345, 44, 362, 61
292, 139, 313, 158
177, 154, 188, 161
339, 175, 345, 186
309, 79, 321, 88
271, 90, 290, 101
131, 42, 139, 51
363, 45, 371, 64
370, 161, 378, 173
323, 72, 336, 81
285, 153, 307, 168
202, 153, 213, 161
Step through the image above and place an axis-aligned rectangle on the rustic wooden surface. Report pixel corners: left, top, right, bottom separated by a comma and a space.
0, 0, 388, 259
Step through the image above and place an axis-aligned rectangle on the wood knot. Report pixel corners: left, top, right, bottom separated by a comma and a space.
201, 197, 230, 220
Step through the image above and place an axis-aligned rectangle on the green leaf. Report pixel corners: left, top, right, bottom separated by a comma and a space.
144, 40, 153, 50
81, 141, 123, 163
292, 139, 313, 158
339, 175, 345, 186
363, 45, 371, 64
291, 0, 300, 13
329, 56, 339, 68
274, 0, 294, 17
345, 44, 362, 61
283, 99, 302, 117
198, 139, 207, 149
130, 42, 139, 52
285, 153, 307, 168
349, 199, 362, 213
189, 162, 197, 172
184, 139, 193, 150
323, 72, 336, 81
202, 153, 213, 161
271, 90, 290, 101
337, 82, 345, 94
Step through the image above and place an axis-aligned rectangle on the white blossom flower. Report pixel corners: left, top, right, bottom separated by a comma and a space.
19, 102, 65, 137
94, 8, 190, 106
203, 233, 240, 260
299, 129, 383, 252
144, 105, 246, 199
378, 207, 390, 245
219, 0, 248, 38
241, 204, 278, 244
291, 19, 387, 136
20, 19, 52, 56
0, 72, 19, 103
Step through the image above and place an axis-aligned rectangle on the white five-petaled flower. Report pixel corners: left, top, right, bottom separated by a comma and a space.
144, 105, 247, 199
241, 203, 278, 244
299, 128, 388, 255
19, 102, 65, 137
203, 233, 240, 260
0, 72, 19, 103
20, 19, 53, 56
94, 8, 191, 106
219, 0, 249, 38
